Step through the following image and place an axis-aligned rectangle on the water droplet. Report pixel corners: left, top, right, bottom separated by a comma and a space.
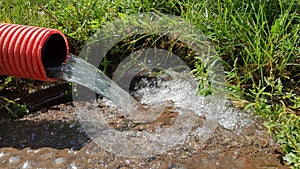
9, 156, 20, 164
0, 152, 5, 158
54, 158, 65, 165
18, 160, 33, 169
30, 133, 36, 140
40, 152, 53, 159
69, 163, 78, 169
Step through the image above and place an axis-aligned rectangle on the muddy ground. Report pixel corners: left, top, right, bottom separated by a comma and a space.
0, 96, 288, 169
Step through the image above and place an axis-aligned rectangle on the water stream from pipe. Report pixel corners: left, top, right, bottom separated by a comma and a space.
46, 54, 166, 123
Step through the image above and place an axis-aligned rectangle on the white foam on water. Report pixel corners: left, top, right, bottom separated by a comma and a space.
135, 70, 254, 133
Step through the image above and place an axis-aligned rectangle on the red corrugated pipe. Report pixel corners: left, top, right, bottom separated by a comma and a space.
0, 23, 69, 81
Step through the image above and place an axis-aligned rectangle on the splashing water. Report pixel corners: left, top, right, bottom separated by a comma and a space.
135, 70, 254, 132
47, 54, 255, 157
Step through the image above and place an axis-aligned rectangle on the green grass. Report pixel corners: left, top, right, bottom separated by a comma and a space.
1, 0, 299, 167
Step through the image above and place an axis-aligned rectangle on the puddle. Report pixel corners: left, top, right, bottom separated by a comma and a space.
0, 71, 287, 168
0, 101, 286, 168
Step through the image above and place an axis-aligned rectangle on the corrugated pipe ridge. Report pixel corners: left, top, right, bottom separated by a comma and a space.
0, 23, 69, 81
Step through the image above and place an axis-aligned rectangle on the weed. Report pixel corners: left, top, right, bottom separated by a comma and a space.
0, 96, 28, 118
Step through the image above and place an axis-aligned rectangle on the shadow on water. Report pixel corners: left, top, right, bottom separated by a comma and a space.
0, 115, 90, 150
0, 82, 92, 150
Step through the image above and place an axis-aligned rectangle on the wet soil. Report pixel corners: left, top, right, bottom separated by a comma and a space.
0, 100, 288, 169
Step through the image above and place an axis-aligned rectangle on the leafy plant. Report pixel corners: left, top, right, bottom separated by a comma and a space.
0, 96, 28, 118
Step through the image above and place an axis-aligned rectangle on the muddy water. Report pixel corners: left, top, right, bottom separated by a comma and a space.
0, 68, 288, 168
0, 100, 287, 169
